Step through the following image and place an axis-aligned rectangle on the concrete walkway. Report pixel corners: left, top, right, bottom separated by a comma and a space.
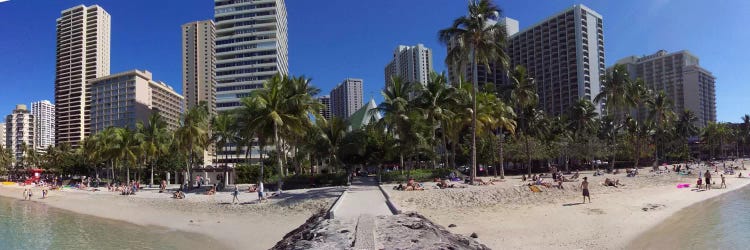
334, 176, 392, 220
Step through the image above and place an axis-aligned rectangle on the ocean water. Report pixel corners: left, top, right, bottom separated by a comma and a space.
0, 196, 228, 250
629, 185, 750, 249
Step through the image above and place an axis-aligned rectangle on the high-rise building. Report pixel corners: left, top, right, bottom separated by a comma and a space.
614, 50, 716, 128
385, 44, 433, 86
448, 17, 518, 88
5, 105, 34, 163
214, 0, 288, 111
448, 5, 605, 116
0, 122, 5, 148
89, 70, 184, 133
31, 100, 55, 151
317, 95, 331, 120
331, 78, 364, 119
509, 4, 604, 115
55, 5, 111, 147
182, 20, 217, 115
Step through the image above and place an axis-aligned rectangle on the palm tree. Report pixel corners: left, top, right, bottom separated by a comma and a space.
318, 117, 348, 171
115, 128, 142, 184
140, 112, 172, 187
377, 76, 416, 176
175, 102, 211, 189
244, 74, 319, 192
440, 0, 509, 184
476, 92, 516, 178
212, 112, 236, 186
415, 72, 456, 168
741, 114, 750, 156
647, 91, 675, 168
568, 99, 599, 170
594, 64, 632, 171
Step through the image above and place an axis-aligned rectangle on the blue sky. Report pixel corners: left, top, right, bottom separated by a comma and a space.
0, 0, 748, 122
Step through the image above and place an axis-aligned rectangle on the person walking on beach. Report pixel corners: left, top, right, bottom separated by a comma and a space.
23, 189, 28, 200
232, 185, 240, 204
705, 170, 712, 190
581, 177, 590, 203
720, 174, 727, 189
27, 188, 33, 200
258, 181, 264, 203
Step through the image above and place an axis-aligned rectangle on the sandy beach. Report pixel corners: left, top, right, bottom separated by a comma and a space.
0, 184, 343, 250
385, 162, 750, 249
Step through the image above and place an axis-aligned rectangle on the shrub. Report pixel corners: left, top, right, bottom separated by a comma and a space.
256, 173, 348, 191
236, 164, 274, 184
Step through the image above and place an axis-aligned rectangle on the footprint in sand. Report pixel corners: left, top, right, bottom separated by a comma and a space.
586, 208, 605, 215
641, 203, 666, 212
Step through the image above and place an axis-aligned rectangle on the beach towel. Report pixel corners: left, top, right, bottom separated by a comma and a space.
676, 183, 690, 188
529, 185, 542, 193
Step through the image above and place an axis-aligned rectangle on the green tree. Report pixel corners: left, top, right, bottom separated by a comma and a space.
594, 64, 632, 171
175, 102, 211, 189
476, 92, 516, 178
140, 112, 172, 187
440, 0, 509, 184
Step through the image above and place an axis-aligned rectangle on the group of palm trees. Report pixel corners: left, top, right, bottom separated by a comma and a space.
3, 0, 750, 188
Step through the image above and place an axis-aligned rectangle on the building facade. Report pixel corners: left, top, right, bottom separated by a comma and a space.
508, 5, 604, 115
182, 20, 217, 115
89, 70, 184, 133
385, 44, 434, 86
449, 5, 605, 116
214, 0, 289, 111
55, 5, 111, 147
0, 122, 5, 148
615, 50, 717, 127
331, 78, 363, 119
5, 105, 34, 163
31, 100, 55, 151
317, 95, 331, 120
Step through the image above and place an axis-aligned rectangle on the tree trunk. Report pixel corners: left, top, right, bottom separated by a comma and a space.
126, 164, 131, 184
470, 45, 478, 185
495, 131, 502, 179
441, 121, 449, 169
525, 135, 532, 176
399, 153, 405, 176
274, 124, 284, 193
150, 159, 154, 187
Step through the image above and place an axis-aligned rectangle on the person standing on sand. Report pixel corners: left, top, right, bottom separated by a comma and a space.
705, 170, 712, 190
232, 185, 240, 204
581, 177, 590, 203
258, 182, 264, 203
720, 174, 727, 189
23, 189, 28, 200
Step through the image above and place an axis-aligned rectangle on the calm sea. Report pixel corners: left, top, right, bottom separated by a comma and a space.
629, 185, 750, 249
0, 196, 228, 250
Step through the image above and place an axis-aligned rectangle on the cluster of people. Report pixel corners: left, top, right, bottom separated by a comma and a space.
394, 179, 425, 191
696, 170, 727, 190
106, 181, 140, 195
603, 178, 622, 187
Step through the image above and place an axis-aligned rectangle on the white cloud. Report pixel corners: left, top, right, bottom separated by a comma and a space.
0, 0, 10, 3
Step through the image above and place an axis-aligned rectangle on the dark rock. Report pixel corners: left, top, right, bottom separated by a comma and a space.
340, 229, 350, 233
189, 220, 193, 223
470, 232, 478, 238
448, 224, 457, 228
404, 222, 425, 229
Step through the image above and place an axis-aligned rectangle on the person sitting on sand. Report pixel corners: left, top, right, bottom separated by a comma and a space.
172, 190, 185, 199
604, 178, 621, 187
521, 174, 527, 182
394, 183, 405, 191
475, 178, 492, 186
248, 184, 257, 193
532, 174, 538, 182
205, 185, 216, 195
437, 179, 455, 189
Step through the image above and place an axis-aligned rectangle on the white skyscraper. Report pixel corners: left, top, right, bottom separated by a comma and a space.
5, 105, 34, 163
55, 5, 111, 147
385, 44, 433, 86
32, 100, 55, 151
214, 0, 288, 111
331, 78, 364, 119
0, 122, 5, 148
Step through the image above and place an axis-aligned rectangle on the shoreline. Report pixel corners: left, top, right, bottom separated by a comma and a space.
0, 185, 343, 250
386, 166, 750, 249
